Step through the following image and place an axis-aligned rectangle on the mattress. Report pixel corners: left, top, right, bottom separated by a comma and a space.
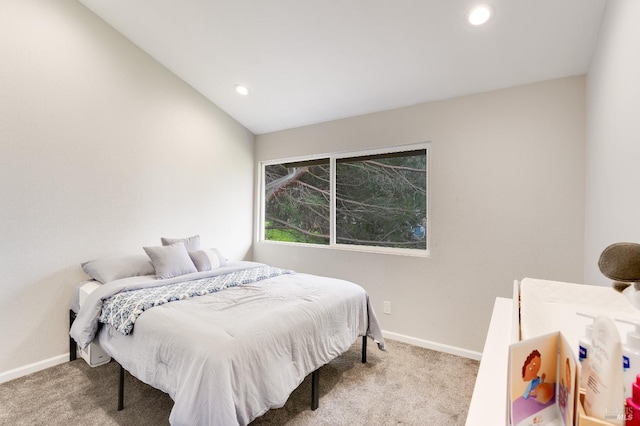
71, 279, 111, 366
519, 277, 640, 359
71, 280, 102, 313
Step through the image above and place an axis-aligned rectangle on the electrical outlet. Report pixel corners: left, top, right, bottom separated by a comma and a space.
383, 301, 391, 315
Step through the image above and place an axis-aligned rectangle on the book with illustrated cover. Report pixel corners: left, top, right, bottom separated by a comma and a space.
508, 331, 577, 426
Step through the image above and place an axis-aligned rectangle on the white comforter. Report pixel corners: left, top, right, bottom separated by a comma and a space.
70, 262, 385, 425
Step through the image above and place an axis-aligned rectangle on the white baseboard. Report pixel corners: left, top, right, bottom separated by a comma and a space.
0, 353, 69, 385
382, 330, 482, 361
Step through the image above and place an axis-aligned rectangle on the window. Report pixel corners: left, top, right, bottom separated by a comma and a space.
261, 144, 428, 254
264, 158, 331, 245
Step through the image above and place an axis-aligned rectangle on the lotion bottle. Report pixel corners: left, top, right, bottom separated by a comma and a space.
615, 317, 640, 399
577, 312, 596, 391
583, 315, 624, 426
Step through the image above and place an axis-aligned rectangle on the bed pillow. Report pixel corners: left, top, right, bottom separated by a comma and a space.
144, 242, 198, 279
189, 248, 227, 272
160, 235, 200, 251
81, 254, 155, 284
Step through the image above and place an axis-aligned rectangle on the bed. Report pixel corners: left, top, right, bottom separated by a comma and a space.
69, 238, 385, 426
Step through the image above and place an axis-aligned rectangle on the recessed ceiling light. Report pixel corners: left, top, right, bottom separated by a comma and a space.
235, 84, 249, 96
466, 4, 493, 26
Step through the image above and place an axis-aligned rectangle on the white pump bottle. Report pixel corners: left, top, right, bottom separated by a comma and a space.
616, 317, 640, 399
577, 312, 596, 390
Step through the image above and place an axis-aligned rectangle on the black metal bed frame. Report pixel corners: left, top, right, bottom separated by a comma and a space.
70, 309, 368, 413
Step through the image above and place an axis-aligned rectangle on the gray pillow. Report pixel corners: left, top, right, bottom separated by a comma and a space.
189, 248, 227, 272
144, 242, 197, 279
160, 235, 200, 251
81, 254, 155, 284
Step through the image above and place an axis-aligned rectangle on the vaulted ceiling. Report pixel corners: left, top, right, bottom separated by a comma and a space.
79, 0, 608, 134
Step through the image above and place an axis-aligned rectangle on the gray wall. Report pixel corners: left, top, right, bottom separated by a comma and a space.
0, 0, 255, 378
255, 76, 586, 355
585, 0, 640, 286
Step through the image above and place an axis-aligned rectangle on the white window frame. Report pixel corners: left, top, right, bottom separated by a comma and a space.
257, 142, 430, 257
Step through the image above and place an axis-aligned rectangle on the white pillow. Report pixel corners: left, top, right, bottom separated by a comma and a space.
160, 235, 200, 251
189, 248, 227, 272
82, 254, 155, 283
144, 242, 197, 279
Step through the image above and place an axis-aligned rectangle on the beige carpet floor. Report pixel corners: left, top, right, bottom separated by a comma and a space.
0, 339, 479, 425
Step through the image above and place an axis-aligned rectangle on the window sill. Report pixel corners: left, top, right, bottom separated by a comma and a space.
256, 239, 430, 258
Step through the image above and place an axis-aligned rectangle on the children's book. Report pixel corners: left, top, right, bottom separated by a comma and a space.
508, 331, 577, 426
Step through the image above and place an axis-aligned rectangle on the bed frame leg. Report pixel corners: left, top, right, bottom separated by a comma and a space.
311, 369, 319, 410
118, 364, 125, 411
361, 335, 367, 363
69, 310, 77, 362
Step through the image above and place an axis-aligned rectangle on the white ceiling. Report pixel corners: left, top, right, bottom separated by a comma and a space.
78, 0, 607, 135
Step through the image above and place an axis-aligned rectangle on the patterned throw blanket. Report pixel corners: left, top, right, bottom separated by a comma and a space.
100, 266, 293, 335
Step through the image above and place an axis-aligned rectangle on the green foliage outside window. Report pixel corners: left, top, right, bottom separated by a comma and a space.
264, 148, 427, 250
